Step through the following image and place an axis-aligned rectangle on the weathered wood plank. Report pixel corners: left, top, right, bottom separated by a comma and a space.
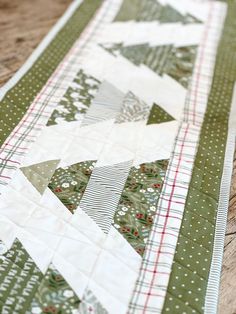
0, 0, 71, 86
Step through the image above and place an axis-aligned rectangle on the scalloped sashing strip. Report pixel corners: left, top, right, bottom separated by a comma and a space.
0, 1, 234, 314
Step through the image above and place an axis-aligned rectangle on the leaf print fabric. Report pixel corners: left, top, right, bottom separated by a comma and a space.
113, 160, 168, 255
115, 91, 150, 124
29, 266, 80, 314
48, 161, 96, 213
47, 70, 100, 126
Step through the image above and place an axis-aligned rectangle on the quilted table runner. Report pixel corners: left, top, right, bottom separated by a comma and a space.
0, 0, 235, 313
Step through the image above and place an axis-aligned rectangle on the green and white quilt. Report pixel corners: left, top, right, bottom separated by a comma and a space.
0, 0, 235, 313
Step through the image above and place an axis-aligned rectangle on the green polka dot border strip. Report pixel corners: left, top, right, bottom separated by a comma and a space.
0, 0, 103, 192
0, 1, 235, 314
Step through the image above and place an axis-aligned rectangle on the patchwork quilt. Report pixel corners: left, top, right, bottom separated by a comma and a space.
0, 0, 235, 313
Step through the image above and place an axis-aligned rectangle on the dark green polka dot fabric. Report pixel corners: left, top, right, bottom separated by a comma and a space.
163, 2, 236, 313
147, 103, 175, 125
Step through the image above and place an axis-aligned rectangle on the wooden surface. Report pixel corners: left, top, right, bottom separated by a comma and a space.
0, 0, 71, 86
0, 0, 235, 313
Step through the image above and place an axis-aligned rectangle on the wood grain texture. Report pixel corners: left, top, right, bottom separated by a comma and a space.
0, 0, 235, 313
0, 0, 71, 86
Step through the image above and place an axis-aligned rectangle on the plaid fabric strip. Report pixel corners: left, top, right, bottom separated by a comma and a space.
128, 1, 227, 313
0, 0, 122, 194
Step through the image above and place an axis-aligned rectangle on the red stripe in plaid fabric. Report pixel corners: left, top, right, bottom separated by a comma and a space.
128, 1, 226, 313
0, 0, 122, 193
129, 123, 200, 314
190, 2, 214, 125
142, 125, 189, 308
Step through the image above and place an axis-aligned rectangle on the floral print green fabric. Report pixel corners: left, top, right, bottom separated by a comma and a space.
29, 266, 80, 314
101, 43, 198, 88
48, 161, 96, 214
47, 70, 100, 126
113, 160, 168, 255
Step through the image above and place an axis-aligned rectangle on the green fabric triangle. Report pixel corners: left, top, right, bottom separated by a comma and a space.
147, 103, 175, 125
0, 239, 80, 313
21, 160, 60, 195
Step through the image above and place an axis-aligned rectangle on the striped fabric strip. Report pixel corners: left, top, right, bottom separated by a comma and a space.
128, 1, 227, 313
82, 81, 124, 126
79, 161, 132, 233
0, 0, 122, 194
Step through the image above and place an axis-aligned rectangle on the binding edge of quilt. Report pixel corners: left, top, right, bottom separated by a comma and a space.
204, 83, 236, 314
